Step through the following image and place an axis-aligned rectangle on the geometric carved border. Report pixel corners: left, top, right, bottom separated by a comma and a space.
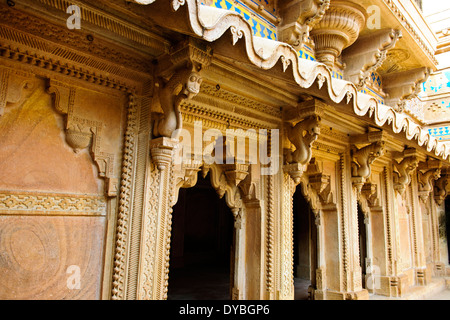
0, 191, 107, 216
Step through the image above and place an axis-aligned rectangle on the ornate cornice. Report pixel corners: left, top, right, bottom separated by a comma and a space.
61, 0, 450, 162
0, 4, 153, 92
381, 0, 438, 66
18, 0, 169, 55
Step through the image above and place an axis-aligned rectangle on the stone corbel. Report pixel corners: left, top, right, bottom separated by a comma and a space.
383, 67, 431, 112
150, 137, 179, 171
284, 99, 323, 183
342, 29, 402, 90
417, 160, 442, 203
307, 158, 334, 204
152, 38, 212, 139
392, 148, 419, 196
350, 130, 386, 193
361, 182, 380, 208
310, 1, 367, 68
278, 0, 330, 49
238, 164, 261, 205
0, 67, 36, 116
434, 170, 449, 206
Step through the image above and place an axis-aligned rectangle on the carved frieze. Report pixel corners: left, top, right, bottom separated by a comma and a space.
0, 191, 106, 216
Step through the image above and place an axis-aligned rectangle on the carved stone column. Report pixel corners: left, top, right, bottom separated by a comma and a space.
417, 160, 443, 281
310, 1, 366, 68
279, 101, 322, 299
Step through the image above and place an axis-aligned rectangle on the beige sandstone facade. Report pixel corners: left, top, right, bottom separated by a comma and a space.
0, 0, 449, 300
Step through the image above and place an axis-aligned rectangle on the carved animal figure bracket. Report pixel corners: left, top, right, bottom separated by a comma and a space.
393, 155, 419, 196
434, 173, 449, 206
285, 115, 321, 165
351, 141, 385, 179
418, 165, 441, 203
152, 67, 203, 139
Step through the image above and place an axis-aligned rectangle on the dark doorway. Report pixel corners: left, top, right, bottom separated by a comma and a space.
358, 204, 368, 289
168, 175, 234, 300
293, 185, 318, 300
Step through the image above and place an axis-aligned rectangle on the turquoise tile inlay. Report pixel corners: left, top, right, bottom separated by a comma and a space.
205, 0, 277, 40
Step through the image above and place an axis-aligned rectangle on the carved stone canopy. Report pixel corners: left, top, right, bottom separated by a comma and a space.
310, 0, 367, 68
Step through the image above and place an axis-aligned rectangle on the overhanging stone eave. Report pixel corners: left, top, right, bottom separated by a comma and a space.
133, 0, 450, 162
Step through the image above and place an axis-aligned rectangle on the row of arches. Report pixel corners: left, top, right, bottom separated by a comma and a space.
165, 171, 450, 300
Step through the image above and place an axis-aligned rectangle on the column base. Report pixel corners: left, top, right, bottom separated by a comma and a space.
415, 267, 432, 286
375, 275, 410, 297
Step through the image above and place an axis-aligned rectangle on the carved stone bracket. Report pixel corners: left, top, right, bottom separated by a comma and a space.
307, 158, 334, 204
222, 163, 250, 187
383, 67, 431, 112
434, 170, 449, 206
393, 148, 419, 196
361, 182, 380, 208
342, 29, 402, 89
310, 1, 367, 68
417, 160, 442, 203
152, 38, 212, 139
284, 162, 305, 185
284, 100, 323, 167
350, 130, 386, 193
238, 164, 260, 203
278, 0, 330, 49
150, 137, 179, 171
